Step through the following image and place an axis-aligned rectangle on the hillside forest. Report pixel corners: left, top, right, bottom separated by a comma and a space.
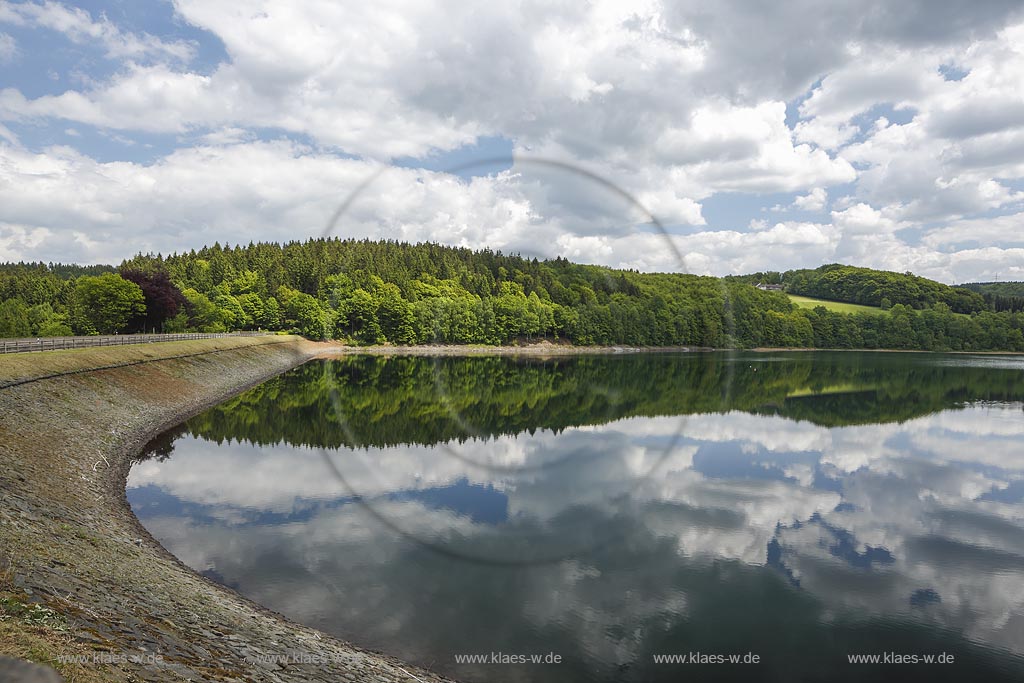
1, 240, 1023, 352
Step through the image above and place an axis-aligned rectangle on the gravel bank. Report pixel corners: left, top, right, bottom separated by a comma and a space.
0, 337, 456, 683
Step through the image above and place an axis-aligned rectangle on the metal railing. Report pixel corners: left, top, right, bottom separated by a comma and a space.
0, 331, 272, 354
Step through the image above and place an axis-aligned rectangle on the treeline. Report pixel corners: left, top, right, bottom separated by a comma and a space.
959, 281, 1024, 313
734, 264, 987, 313
962, 281, 1024, 298
1, 240, 1024, 351
0, 263, 171, 337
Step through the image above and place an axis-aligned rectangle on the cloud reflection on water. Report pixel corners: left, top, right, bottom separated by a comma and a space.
129, 400, 1024, 678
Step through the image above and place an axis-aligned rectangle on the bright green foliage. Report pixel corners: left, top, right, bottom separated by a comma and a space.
338, 288, 384, 344
71, 273, 145, 334
4, 241, 1024, 350
0, 297, 32, 337
261, 296, 282, 329
228, 269, 265, 296
410, 274, 483, 343
284, 291, 332, 340
237, 292, 265, 329
212, 293, 247, 330
374, 282, 416, 344
163, 310, 190, 332
322, 273, 355, 309
181, 288, 225, 332
28, 303, 72, 336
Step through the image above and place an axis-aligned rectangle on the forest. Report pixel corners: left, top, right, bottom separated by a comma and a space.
730, 264, 988, 313
959, 281, 1024, 313
1, 239, 1023, 352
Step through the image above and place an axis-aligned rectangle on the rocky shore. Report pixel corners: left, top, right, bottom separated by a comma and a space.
0, 336, 458, 683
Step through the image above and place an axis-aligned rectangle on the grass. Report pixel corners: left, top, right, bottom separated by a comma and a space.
786, 382, 875, 398
0, 597, 67, 631
0, 591, 119, 683
787, 294, 885, 315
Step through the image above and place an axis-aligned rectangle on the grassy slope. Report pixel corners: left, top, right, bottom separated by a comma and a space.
787, 293, 885, 315
0, 335, 302, 386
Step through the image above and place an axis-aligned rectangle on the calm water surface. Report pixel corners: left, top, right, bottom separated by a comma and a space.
128, 352, 1024, 682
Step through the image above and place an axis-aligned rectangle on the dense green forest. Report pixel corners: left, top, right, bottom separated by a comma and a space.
138, 352, 1024, 457
2, 240, 1024, 351
959, 281, 1024, 313
732, 264, 987, 313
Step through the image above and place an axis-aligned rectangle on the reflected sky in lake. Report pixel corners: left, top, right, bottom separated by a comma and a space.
128, 352, 1024, 682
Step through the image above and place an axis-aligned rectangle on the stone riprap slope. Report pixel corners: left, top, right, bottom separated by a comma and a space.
0, 336, 454, 683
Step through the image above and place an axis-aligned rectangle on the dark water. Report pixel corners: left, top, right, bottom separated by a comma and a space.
128, 351, 1024, 682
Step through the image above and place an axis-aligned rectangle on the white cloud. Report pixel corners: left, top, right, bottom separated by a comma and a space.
0, 1, 194, 61
922, 212, 1024, 250
0, 221, 51, 260
636, 188, 705, 226
0, 2, 1022, 279
674, 222, 840, 275
0, 140, 574, 264
793, 188, 828, 211
794, 117, 860, 150
831, 202, 904, 235
798, 50, 939, 122
0, 30, 15, 62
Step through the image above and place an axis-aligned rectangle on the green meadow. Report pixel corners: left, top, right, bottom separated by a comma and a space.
787, 294, 885, 315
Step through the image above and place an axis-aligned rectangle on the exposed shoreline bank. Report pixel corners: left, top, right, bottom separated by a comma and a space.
3, 338, 1020, 681
0, 336, 457, 683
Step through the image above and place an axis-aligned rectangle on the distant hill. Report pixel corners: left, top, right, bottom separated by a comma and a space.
733, 264, 986, 314
960, 281, 1024, 297
959, 281, 1024, 313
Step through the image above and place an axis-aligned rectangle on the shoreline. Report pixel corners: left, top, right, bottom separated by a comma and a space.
749, 346, 1024, 355
3, 338, 1021, 681
0, 336, 457, 683
320, 342, 1024, 357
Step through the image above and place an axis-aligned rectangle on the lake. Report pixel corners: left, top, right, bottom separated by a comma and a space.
127, 351, 1024, 682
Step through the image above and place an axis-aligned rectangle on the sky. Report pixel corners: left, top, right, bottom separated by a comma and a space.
1, 1, 1023, 283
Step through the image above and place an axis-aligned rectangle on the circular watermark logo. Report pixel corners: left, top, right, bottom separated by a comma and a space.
316, 153, 737, 565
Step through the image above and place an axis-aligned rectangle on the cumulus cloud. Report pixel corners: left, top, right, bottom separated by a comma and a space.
0, 140, 565, 263
923, 212, 1024, 250
794, 188, 828, 211
0, 222, 50, 261
773, 187, 828, 212
0, 1, 1022, 280
0, 1, 194, 61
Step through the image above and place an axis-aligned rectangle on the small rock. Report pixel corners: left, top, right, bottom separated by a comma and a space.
73, 630, 107, 645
